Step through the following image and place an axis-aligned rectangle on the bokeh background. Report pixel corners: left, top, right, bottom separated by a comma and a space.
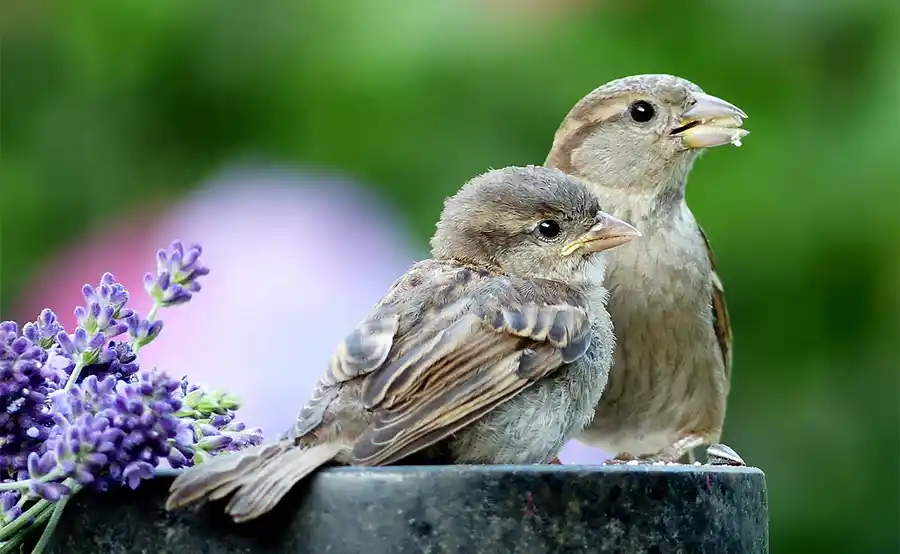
3, 1, 898, 552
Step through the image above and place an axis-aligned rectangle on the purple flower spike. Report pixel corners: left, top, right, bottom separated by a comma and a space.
73, 467, 95, 485
122, 461, 154, 489
197, 435, 232, 451
72, 275, 133, 349
82, 284, 97, 305
144, 240, 209, 308
0, 238, 268, 534
81, 342, 139, 383
2, 324, 59, 468
73, 328, 89, 353
22, 310, 63, 348
126, 313, 164, 348
26, 451, 57, 478
87, 332, 106, 351
0, 321, 19, 339
30, 481, 70, 503
167, 448, 189, 469
56, 331, 76, 356
210, 414, 232, 427
142, 273, 157, 296
1, 491, 18, 515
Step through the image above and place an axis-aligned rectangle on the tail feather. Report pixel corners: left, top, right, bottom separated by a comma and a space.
224, 442, 344, 523
165, 441, 293, 511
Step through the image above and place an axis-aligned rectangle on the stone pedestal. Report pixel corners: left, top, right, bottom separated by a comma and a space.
38, 464, 768, 554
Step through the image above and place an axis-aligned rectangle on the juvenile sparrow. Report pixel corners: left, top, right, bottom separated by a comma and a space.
544, 74, 747, 463
165, 165, 640, 522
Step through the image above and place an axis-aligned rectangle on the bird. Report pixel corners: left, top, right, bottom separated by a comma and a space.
165, 165, 641, 522
543, 74, 747, 464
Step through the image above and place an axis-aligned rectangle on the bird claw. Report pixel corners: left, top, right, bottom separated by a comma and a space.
604, 435, 709, 466
600, 453, 648, 466
644, 435, 706, 464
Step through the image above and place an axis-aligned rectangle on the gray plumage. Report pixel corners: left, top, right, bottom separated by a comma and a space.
165, 165, 640, 521
544, 74, 744, 461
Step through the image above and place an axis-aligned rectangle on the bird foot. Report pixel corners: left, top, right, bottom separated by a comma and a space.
602, 435, 710, 466
602, 453, 685, 466
547, 456, 562, 465
651, 434, 708, 464
600, 453, 645, 465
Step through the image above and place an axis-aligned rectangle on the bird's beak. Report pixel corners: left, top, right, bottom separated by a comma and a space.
670, 92, 749, 149
561, 212, 642, 256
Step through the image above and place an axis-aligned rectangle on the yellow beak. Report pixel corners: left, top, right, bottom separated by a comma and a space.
561, 212, 642, 256
671, 92, 749, 149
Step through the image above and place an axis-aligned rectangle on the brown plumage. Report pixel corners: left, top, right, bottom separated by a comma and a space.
543, 74, 745, 462
165, 165, 640, 521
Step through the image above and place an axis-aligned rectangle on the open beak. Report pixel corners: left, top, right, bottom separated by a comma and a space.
561, 212, 642, 256
670, 92, 749, 149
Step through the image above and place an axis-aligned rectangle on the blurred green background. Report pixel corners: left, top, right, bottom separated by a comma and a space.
3, 0, 898, 552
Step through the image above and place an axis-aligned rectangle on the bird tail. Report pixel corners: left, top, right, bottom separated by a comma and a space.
165, 440, 344, 522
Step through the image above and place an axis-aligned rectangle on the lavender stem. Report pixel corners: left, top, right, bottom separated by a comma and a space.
0, 534, 27, 554
0, 499, 49, 542
146, 303, 161, 324
62, 360, 85, 392
31, 491, 73, 554
133, 302, 162, 355
0, 469, 68, 492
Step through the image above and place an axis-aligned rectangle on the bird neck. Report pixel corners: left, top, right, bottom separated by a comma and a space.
554, 151, 698, 225
438, 257, 503, 277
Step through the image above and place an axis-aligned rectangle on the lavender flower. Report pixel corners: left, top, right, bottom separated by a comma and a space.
22, 310, 64, 350
0, 239, 265, 554
167, 379, 263, 467
1, 322, 56, 473
126, 314, 163, 349
143, 241, 209, 309
56, 326, 116, 370
0, 491, 21, 523
41, 371, 192, 492
80, 341, 140, 383
74, 273, 132, 339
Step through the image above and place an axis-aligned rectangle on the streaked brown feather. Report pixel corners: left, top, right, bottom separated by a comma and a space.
698, 226, 733, 381
350, 298, 590, 466
290, 313, 400, 439
223, 442, 345, 523
165, 441, 293, 510
285, 262, 592, 468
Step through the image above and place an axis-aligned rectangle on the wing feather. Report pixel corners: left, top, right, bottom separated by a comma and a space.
289, 263, 592, 467
698, 226, 733, 383
351, 300, 591, 466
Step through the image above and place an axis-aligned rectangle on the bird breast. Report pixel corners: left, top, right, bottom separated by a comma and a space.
589, 203, 725, 455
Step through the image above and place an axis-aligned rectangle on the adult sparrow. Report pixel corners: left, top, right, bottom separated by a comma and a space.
544, 74, 747, 463
165, 165, 640, 522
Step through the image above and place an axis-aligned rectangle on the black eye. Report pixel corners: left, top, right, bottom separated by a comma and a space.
537, 220, 561, 239
629, 100, 656, 123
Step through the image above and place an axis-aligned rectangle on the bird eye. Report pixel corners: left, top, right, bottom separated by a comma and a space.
537, 220, 562, 239
629, 100, 656, 123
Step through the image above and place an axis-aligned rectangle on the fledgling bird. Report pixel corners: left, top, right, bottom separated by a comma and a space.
544, 74, 747, 463
165, 165, 641, 522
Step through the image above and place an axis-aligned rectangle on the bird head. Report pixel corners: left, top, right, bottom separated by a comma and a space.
545, 74, 748, 200
431, 166, 641, 284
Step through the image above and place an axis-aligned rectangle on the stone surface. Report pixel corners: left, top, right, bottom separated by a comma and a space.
39, 464, 768, 554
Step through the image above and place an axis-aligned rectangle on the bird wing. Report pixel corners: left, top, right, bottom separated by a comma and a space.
698, 226, 733, 383
289, 310, 402, 439
352, 298, 592, 466
290, 263, 593, 467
